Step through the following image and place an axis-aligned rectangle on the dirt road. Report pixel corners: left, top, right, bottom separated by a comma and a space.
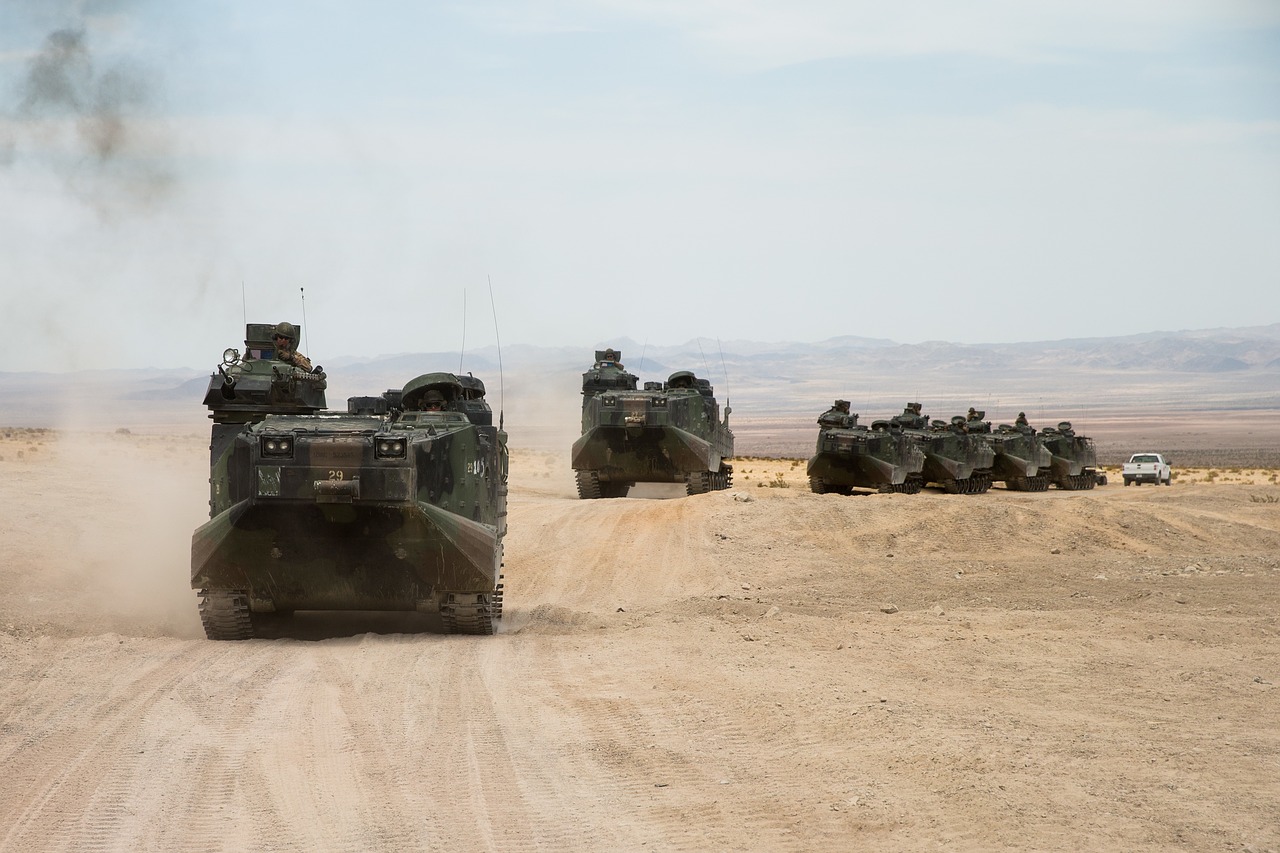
1, 432, 1278, 851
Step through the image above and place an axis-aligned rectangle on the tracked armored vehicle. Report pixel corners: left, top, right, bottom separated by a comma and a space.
807, 400, 926, 494
191, 323, 508, 639
890, 403, 995, 494
964, 409, 1053, 491
571, 348, 734, 498
1038, 420, 1099, 490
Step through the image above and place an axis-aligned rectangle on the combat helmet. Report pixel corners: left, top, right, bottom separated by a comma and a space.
272, 321, 299, 342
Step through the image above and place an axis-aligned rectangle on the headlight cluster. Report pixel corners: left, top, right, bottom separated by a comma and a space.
376, 438, 406, 458
600, 395, 617, 407
650, 396, 667, 407
261, 436, 293, 457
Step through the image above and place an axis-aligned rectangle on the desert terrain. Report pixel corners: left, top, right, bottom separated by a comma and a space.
1, 426, 1278, 852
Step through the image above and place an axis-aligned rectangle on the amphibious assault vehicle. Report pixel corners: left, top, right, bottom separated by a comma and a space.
806, 400, 926, 494
890, 403, 995, 494
571, 348, 734, 498
1038, 420, 1099, 490
191, 323, 508, 639
963, 409, 1053, 491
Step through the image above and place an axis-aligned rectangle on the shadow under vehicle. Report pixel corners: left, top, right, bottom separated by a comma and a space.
964, 409, 1053, 491
806, 400, 926, 495
1038, 421, 1099, 490
191, 323, 508, 639
889, 403, 995, 494
571, 348, 734, 498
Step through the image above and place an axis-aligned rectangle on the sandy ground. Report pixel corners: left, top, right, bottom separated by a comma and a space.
1, 428, 1278, 852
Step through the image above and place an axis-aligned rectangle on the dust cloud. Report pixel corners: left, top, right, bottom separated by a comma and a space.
0, 429, 205, 638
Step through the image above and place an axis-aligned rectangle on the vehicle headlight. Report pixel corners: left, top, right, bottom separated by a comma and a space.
376, 438, 406, 458
600, 395, 617, 407
261, 436, 293, 457
650, 397, 666, 407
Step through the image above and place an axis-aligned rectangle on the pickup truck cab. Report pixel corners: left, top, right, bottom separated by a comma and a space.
1123, 453, 1172, 486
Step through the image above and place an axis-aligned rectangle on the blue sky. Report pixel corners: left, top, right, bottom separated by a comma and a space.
1, 0, 1278, 371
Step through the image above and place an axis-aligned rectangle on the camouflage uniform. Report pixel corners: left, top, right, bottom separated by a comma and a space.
818, 400, 852, 429
272, 322, 313, 371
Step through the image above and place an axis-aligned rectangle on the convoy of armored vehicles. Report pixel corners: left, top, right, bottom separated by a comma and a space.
188, 328, 1113, 640
808, 401, 1100, 496
191, 322, 508, 640
571, 349, 734, 498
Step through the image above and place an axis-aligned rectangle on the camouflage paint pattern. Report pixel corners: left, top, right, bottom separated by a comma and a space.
889, 403, 996, 494
1038, 421, 1099, 490
192, 326, 507, 637
806, 403, 926, 494
571, 350, 734, 497
964, 410, 1054, 491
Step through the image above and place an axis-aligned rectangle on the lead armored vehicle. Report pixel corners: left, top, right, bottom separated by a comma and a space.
191, 323, 508, 638
571, 348, 734, 498
964, 409, 1053, 491
1038, 420, 1099, 490
807, 400, 925, 494
890, 402, 995, 494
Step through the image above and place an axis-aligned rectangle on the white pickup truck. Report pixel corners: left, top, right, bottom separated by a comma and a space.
1123, 453, 1172, 486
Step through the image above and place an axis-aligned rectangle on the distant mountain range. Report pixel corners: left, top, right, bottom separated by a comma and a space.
3, 325, 1278, 448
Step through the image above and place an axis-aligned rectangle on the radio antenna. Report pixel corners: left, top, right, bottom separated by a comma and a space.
487, 275, 504, 431
459, 289, 467, 374
717, 338, 730, 406
299, 287, 311, 357
241, 279, 247, 327
638, 340, 648, 375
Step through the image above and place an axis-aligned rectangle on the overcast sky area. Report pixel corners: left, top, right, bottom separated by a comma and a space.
1, 0, 1278, 372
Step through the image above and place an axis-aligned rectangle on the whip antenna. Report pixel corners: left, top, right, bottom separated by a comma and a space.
487, 275, 504, 430
459, 290, 467, 374
638, 340, 648, 375
717, 338, 730, 407
241, 279, 247, 327
299, 287, 311, 357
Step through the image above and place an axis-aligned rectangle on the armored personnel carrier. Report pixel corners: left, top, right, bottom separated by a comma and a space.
889, 402, 995, 494
806, 400, 925, 494
571, 348, 734, 498
191, 323, 508, 639
1038, 421, 1099, 490
964, 409, 1053, 491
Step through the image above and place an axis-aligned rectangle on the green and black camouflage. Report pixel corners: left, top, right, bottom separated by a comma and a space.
890, 402, 995, 494
191, 324, 508, 639
806, 400, 926, 495
571, 348, 734, 498
1038, 420, 1099, 490
964, 409, 1053, 491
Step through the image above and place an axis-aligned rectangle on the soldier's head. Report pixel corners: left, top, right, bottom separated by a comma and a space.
835, 399, 850, 413
423, 390, 446, 411
272, 322, 298, 350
